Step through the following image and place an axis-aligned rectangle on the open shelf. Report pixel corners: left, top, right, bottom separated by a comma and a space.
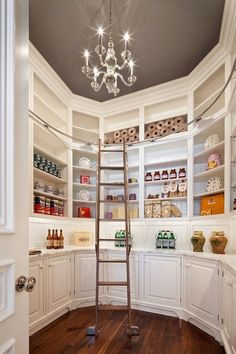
33, 189, 67, 201
73, 200, 96, 204
144, 159, 187, 169
72, 166, 97, 174
34, 93, 66, 127
194, 141, 224, 163
144, 197, 187, 201
34, 144, 67, 167
194, 165, 224, 181
144, 177, 187, 185
33, 167, 67, 184
194, 189, 225, 198
73, 183, 96, 189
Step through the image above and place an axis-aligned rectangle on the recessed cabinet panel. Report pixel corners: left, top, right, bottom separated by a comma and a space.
29, 258, 45, 324
184, 258, 219, 325
231, 277, 236, 354
144, 256, 181, 307
106, 253, 139, 300
222, 269, 233, 343
74, 253, 99, 300
48, 254, 72, 313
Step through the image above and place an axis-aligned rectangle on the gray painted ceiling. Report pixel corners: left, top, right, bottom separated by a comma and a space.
29, 0, 225, 102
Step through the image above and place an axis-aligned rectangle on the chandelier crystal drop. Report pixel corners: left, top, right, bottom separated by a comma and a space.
82, 0, 136, 97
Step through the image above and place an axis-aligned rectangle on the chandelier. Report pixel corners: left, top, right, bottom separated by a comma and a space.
82, 0, 136, 97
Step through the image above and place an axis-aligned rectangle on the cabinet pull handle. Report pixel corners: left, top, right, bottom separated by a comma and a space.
40, 265, 44, 269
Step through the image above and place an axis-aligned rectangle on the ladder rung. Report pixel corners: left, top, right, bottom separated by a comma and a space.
100, 183, 124, 187
98, 281, 128, 286
98, 305, 128, 310
99, 238, 128, 241
100, 166, 124, 170
100, 200, 125, 203
98, 259, 127, 263
100, 149, 123, 153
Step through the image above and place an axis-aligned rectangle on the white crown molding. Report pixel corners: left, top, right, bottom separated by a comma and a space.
219, 0, 236, 53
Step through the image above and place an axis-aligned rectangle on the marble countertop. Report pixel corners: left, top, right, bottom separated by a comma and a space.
29, 246, 236, 276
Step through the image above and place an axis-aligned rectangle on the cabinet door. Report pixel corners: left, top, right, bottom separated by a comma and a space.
48, 254, 72, 314
231, 276, 236, 354
29, 257, 45, 324
144, 255, 181, 308
222, 269, 233, 344
184, 258, 219, 325
106, 252, 139, 301
74, 253, 100, 301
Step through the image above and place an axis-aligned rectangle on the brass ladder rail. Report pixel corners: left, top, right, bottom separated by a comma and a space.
87, 139, 139, 337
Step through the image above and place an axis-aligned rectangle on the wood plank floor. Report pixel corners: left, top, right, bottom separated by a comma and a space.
30, 307, 225, 354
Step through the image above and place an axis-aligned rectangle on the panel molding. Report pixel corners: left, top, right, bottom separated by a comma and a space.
0, 260, 15, 323
0, 338, 15, 354
0, 0, 14, 234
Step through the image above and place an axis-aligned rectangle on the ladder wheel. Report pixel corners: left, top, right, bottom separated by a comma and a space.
87, 325, 98, 336
127, 325, 140, 336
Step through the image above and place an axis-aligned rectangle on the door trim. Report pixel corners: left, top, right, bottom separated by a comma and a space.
0, 0, 15, 234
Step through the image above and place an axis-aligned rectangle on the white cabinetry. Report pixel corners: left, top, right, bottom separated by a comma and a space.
48, 254, 72, 314
106, 252, 139, 301
74, 252, 103, 305
221, 268, 236, 354
184, 257, 219, 326
29, 257, 45, 325
143, 255, 181, 308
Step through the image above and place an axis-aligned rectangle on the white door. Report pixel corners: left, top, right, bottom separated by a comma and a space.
0, 0, 29, 353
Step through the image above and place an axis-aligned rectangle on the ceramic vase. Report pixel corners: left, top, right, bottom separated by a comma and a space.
191, 231, 205, 252
209, 231, 228, 254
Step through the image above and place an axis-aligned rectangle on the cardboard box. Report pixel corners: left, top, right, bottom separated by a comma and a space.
71, 231, 92, 246
200, 193, 224, 216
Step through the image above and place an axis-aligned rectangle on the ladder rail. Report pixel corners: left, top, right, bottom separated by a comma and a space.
123, 140, 132, 333
95, 139, 101, 335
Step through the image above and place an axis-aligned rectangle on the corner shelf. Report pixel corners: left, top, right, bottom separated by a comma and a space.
144, 158, 187, 169
73, 165, 97, 174
194, 165, 224, 181
33, 167, 67, 184
194, 189, 224, 198
73, 200, 96, 204
193, 141, 224, 163
33, 189, 67, 201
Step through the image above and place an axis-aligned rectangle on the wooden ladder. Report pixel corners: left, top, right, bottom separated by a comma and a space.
87, 139, 139, 337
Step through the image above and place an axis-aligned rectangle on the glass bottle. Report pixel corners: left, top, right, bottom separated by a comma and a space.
46, 229, 53, 249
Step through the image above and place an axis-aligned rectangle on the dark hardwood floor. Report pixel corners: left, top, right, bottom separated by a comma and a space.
30, 307, 225, 354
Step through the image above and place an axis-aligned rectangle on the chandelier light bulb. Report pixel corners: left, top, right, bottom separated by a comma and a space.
98, 27, 104, 36
124, 32, 130, 42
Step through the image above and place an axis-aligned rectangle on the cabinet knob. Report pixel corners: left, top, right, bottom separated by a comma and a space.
40, 265, 44, 270
25, 276, 36, 293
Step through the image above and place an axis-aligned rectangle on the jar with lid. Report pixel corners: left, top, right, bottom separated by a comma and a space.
170, 169, 177, 179
145, 172, 152, 182
161, 170, 169, 180
179, 168, 186, 178
154, 171, 161, 181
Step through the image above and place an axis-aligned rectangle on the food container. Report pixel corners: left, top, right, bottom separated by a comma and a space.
129, 193, 136, 200
78, 207, 91, 218
45, 198, 51, 214
78, 157, 91, 169
115, 230, 127, 247
113, 207, 125, 219
54, 188, 64, 197
34, 181, 45, 192
207, 153, 222, 170
161, 170, 169, 180
210, 231, 228, 254
58, 202, 64, 217
130, 207, 138, 219
34, 196, 45, 214
105, 212, 113, 219
200, 193, 224, 215
50, 200, 59, 216
45, 185, 54, 194
80, 175, 90, 184
71, 231, 92, 246
106, 195, 113, 200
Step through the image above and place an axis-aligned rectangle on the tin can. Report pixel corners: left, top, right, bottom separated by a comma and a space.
34, 196, 45, 214
50, 200, 59, 216
80, 175, 90, 184
45, 198, 51, 214
34, 153, 41, 163
58, 202, 64, 217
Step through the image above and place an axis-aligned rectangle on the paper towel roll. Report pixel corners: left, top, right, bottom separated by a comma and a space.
128, 127, 136, 136
113, 130, 121, 139
147, 123, 156, 132
121, 129, 128, 138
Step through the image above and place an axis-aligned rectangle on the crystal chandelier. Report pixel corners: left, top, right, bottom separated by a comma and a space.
82, 0, 136, 97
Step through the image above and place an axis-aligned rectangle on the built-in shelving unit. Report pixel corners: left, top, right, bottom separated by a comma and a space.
72, 146, 98, 219
31, 73, 69, 218
193, 115, 225, 217
143, 139, 188, 219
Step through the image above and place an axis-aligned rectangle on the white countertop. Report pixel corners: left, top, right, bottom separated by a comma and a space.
29, 246, 236, 276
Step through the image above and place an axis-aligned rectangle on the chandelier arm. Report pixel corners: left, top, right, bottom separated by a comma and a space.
95, 78, 105, 92
98, 54, 106, 67
116, 60, 128, 71
116, 73, 133, 87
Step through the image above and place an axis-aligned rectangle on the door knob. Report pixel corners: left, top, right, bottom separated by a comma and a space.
25, 276, 36, 292
15, 276, 27, 292
15, 276, 36, 292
